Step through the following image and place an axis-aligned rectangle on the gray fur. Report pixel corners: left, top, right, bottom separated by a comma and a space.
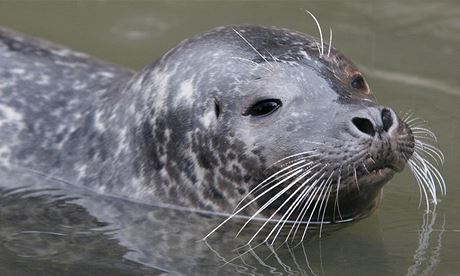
0, 25, 414, 221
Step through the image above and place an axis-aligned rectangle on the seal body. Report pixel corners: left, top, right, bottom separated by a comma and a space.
0, 25, 415, 224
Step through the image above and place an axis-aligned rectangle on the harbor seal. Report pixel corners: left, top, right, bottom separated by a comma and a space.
0, 24, 445, 243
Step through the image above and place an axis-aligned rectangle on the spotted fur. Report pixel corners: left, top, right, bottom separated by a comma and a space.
0, 25, 441, 230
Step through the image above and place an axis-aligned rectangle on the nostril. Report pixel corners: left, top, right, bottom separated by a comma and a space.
352, 117, 375, 137
381, 108, 393, 132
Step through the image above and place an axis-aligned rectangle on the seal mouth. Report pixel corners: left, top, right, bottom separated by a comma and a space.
357, 165, 396, 188
366, 165, 395, 178
369, 157, 405, 172
365, 163, 399, 178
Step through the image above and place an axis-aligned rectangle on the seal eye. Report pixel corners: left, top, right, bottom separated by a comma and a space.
243, 99, 282, 117
351, 74, 367, 90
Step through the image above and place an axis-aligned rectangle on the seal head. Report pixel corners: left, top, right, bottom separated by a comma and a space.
2, 25, 444, 239
122, 25, 415, 222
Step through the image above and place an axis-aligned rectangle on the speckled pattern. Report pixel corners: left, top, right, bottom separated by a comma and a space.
0, 25, 414, 219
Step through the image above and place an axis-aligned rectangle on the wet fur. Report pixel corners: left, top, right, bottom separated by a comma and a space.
0, 24, 445, 247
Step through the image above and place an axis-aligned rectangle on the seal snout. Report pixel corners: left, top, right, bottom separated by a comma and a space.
348, 106, 414, 173
351, 107, 396, 139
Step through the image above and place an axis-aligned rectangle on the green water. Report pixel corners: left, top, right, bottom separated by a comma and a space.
0, 0, 459, 275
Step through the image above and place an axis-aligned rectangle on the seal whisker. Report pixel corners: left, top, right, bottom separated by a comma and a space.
412, 133, 437, 145
316, 172, 333, 222
236, 168, 316, 239
267, 170, 328, 245
407, 121, 428, 131
412, 161, 425, 209
241, 166, 325, 243
399, 147, 412, 162
290, 172, 333, 243
305, 10, 324, 56
230, 57, 272, 72
268, 196, 308, 245
369, 156, 377, 165
353, 165, 360, 191
414, 153, 437, 198
361, 161, 371, 175
264, 153, 321, 177
233, 159, 312, 213
319, 180, 333, 238
413, 143, 442, 167
408, 122, 429, 131
408, 117, 427, 124
290, 184, 323, 244
403, 115, 424, 126
411, 127, 438, 142
285, 182, 322, 243
232, 28, 274, 69
266, 172, 325, 245
265, 49, 281, 63
203, 167, 306, 240
413, 150, 446, 195
283, 178, 322, 243
412, 130, 438, 143
316, 174, 333, 232
272, 156, 317, 172
409, 153, 439, 206
268, 151, 320, 170
298, 180, 329, 245
413, 152, 437, 198
241, 160, 318, 207
423, 157, 446, 195
408, 160, 430, 211
414, 162, 437, 209
401, 111, 414, 122
334, 167, 344, 221
245, 168, 307, 203
327, 27, 333, 57
414, 140, 445, 164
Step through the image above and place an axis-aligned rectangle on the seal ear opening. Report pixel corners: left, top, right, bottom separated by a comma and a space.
214, 99, 221, 118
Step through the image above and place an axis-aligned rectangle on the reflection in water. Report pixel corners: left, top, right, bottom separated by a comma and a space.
0, 164, 448, 275
407, 208, 445, 276
0, 0, 457, 274
205, 210, 447, 276
205, 241, 320, 276
0, 165, 362, 275
0, 186, 155, 275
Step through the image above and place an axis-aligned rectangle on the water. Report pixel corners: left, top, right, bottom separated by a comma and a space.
0, 0, 459, 275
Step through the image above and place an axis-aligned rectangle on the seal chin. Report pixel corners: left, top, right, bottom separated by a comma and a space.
359, 166, 396, 188
365, 158, 406, 180
357, 151, 408, 189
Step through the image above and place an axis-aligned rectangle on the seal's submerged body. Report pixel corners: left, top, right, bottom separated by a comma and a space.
0, 25, 444, 243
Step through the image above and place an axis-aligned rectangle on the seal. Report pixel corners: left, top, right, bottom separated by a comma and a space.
0, 24, 445, 243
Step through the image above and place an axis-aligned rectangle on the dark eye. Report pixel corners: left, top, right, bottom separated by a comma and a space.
243, 99, 282, 117
351, 74, 366, 90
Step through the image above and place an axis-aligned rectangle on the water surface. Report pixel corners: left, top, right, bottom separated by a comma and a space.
0, 0, 459, 275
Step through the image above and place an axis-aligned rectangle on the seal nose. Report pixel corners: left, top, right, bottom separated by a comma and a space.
351, 108, 395, 137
